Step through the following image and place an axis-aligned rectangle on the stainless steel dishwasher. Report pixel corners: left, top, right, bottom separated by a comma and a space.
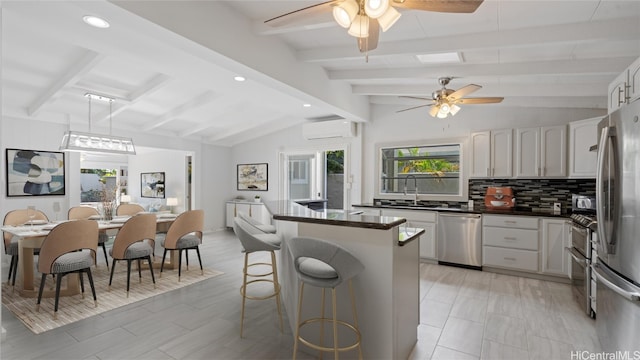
437, 213, 482, 269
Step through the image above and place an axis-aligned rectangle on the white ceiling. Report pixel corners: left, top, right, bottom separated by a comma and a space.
2, 1, 640, 146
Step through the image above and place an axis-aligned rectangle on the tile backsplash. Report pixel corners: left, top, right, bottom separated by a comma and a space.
374, 178, 596, 213
469, 178, 595, 212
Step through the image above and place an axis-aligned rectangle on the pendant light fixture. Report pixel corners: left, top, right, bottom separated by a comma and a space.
60, 93, 136, 155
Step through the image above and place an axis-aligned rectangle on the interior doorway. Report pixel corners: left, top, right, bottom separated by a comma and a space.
280, 147, 346, 210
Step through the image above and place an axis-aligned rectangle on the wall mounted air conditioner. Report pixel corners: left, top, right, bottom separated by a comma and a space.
302, 120, 356, 140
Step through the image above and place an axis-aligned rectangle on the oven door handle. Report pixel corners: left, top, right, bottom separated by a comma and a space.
593, 263, 640, 302
566, 247, 587, 266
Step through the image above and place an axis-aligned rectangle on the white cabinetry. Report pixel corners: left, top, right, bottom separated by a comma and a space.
483, 215, 539, 273
628, 56, 640, 104
470, 129, 512, 178
609, 69, 629, 113
540, 218, 571, 276
515, 126, 566, 178
381, 209, 437, 260
226, 201, 270, 228
569, 117, 601, 178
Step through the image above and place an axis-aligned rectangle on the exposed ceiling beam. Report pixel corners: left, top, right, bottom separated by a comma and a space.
27, 51, 103, 116
298, 17, 640, 62
330, 57, 633, 81
354, 82, 609, 97
95, 73, 171, 123
142, 90, 219, 131
254, 19, 336, 36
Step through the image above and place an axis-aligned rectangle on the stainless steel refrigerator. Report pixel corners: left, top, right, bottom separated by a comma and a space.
594, 99, 640, 352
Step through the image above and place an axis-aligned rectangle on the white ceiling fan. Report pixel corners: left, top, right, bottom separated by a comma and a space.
397, 77, 504, 118
264, 0, 485, 53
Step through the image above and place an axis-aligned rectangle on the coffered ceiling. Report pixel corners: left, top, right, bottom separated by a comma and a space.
2, 1, 640, 146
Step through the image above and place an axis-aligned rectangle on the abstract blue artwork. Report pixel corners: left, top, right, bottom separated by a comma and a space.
6, 149, 65, 196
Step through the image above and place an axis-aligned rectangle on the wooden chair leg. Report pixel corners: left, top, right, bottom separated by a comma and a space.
101, 243, 109, 270
185, 250, 189, 271
126, 260, 132, 298
79, 271, 85, 299
240, 252, 249, 338
35, 273, 47, 312
86, 268, 98, 307
137, 259, 142, 283
160, 249, 168, 277
195, 246, 204, 275
54, 273, 63, 319
109, 259, 117, 290
7, 255, 15, 283
147, 256, 156, 289
178, 249, 183, 282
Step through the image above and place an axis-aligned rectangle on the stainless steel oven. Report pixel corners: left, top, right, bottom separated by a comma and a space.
567, 195, 597, 318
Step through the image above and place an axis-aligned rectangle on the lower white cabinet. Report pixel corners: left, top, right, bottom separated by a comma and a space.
482, 214, 570, 278
381, 209, 437, 260
483, 215, 540, 273
540, 218, 571, 276
226, 201, 270, 228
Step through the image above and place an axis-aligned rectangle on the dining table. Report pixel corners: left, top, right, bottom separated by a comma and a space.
1, 213, 179, 298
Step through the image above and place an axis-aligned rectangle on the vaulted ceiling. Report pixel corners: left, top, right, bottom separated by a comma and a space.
2, 1, 639, 146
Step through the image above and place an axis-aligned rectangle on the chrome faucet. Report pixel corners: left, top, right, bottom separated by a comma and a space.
404, 175, 418, 205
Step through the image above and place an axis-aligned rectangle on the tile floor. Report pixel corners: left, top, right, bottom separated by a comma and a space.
1, 229, 599, 359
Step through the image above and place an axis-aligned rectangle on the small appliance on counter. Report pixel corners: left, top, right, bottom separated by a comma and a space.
484, 187, 515, 209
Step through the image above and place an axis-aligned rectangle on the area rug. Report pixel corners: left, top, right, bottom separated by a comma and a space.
1, 264, 223, 334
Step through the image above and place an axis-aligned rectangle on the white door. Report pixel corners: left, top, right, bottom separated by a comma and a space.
541, 125, 567, 177
470, 131, 490, 178
491, 129, 513, 178
515, 127, 540, 177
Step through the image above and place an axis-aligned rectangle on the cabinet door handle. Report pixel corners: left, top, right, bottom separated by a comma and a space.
486, 168, 490, 177
504, 220, 517, 224
504, 237, 517, 241
503, 257, 517, 261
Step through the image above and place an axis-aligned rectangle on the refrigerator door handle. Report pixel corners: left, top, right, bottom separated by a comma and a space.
596, 126, 617, 254
593, 263, 640, 302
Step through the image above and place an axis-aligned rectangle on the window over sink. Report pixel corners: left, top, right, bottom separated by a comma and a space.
377, 141, 467, 201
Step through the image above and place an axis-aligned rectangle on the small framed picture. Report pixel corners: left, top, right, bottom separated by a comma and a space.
6, 148, 65, 197
141, 172, 165, 198
237, 163, 268, 191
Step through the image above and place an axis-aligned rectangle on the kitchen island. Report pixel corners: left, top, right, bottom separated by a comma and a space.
265, 201, 422, 360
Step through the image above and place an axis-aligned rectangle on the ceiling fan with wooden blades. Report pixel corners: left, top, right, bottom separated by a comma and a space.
397, 77, 504, 118
264, 0, 484, 53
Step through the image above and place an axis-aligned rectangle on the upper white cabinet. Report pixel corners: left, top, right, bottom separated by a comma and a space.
470, 129, 512, 178
569, 117, 601, 178
608, 56, 640, 111
608, 70, 628, 113
515, 126, 567, 178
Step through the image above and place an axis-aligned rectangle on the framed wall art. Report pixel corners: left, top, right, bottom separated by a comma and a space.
6, 148, 65, 197
141, 172, 165, 198
237, 163, 268, 191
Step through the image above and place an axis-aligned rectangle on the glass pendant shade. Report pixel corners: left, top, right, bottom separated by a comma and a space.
378, 6, 401, 32
348, 14, 370, 38
333, 0, 359, 28
364, 0, 390, 19
449, 104, 461, 116
60, 131, 136, 155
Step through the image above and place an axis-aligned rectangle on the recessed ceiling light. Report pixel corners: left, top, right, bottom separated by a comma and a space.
303, 104, 311, 107
416, 52, 462, 64
234, 76, 246, 82
83, 15, 110, 29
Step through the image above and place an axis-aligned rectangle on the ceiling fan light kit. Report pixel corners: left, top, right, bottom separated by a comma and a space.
377, 6, 401, 32
364, 0, 390, 18
398, 76, 503, 118
333, 0, 359, 28
348, 14, 370, 37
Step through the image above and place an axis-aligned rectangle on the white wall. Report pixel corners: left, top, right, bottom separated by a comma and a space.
229, 121, 363, 208
229, 105, 606, 206
0, 116, 231, 232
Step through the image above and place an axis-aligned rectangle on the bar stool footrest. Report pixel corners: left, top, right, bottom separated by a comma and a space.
297, 317, 362, 353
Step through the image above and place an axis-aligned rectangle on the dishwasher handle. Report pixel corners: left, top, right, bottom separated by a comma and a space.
438, 213, 481, 219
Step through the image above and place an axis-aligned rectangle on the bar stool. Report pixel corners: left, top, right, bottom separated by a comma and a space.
236, 211, 277, 234
288, 237, 365, 360
232, 216, 283, 338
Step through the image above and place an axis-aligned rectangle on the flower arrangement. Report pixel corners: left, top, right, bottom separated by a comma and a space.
100, 184, 118, 220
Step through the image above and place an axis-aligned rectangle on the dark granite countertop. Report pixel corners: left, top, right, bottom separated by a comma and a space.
353, 203, 571, 219
266, 200, 406, 230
